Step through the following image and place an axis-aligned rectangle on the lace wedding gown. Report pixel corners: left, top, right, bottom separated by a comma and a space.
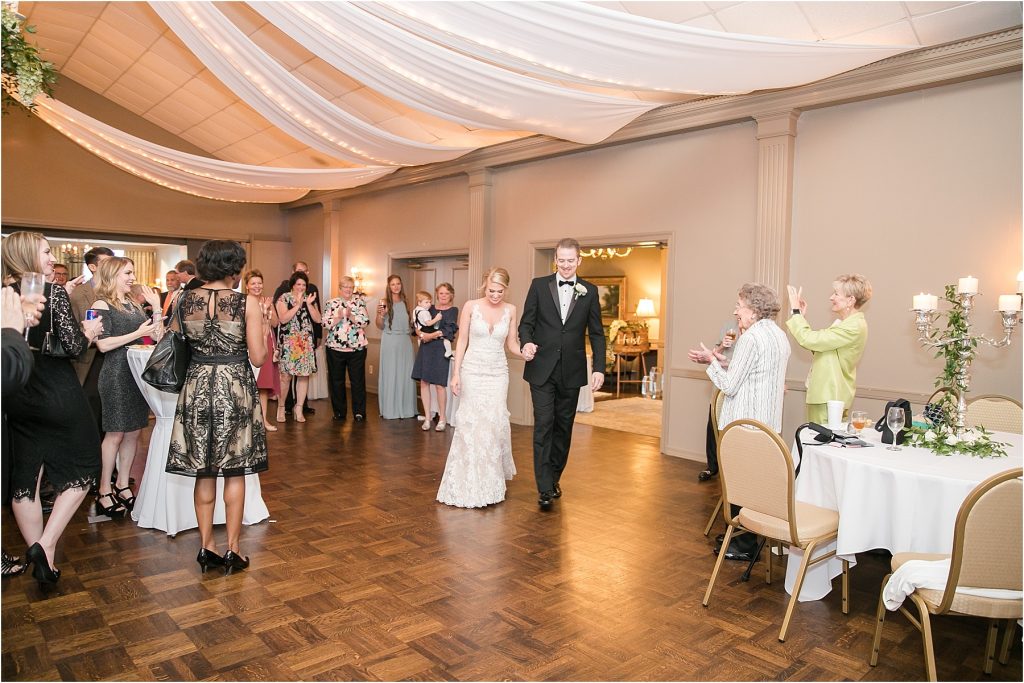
436, 304, 516, 508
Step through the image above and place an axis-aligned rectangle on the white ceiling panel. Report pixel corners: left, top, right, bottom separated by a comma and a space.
837, 19, 921, 47
376, 116, 442, 145
104, 80, 163, 114
292, 59, 362, 100
616, 1, 714, 23
100, 2, 164, 47
715, 2, 820, 41
904, 2, 970, 17
681, 13, 730, 32
336, 88, 403, 126
59, 58, 115, 94
912, 2, 1023, 45
146, 36, 205, 80
799, 2, 908, 41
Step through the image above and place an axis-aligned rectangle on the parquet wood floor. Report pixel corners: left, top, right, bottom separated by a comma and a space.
2, 399, 1020, 681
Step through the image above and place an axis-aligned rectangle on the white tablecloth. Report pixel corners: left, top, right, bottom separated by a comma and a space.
127, 348, 270, 536
784, 426, 1023, 601
577, 354, 594, 413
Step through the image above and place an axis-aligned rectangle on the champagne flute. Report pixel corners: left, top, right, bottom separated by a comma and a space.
886, 406, 906, 451
20, 272, 45, 341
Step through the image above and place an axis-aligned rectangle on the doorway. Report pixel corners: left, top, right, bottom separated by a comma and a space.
390, 254, 470, 312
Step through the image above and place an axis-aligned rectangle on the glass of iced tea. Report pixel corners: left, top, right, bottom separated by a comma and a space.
850, 410, 870, 434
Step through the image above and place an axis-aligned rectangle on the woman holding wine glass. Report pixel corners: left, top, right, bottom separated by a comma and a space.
786, 274, 872, 425
375, 275, 417, 420
243, 270, 281, 431
2, 231, 103, 585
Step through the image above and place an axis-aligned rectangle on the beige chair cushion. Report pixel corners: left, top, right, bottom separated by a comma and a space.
891, 552, 1024, 620
965, 397, 1023, 433
738, 501, 839, 545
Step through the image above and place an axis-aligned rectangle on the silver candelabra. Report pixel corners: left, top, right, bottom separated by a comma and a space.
912, 282, 1022, 433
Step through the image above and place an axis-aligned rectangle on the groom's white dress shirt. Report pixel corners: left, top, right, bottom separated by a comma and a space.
557, 275, 576, 324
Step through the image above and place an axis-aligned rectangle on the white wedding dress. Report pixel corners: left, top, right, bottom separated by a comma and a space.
436, 304, 516, 508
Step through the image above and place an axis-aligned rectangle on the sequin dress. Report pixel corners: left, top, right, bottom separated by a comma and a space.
96, 301, 150, 432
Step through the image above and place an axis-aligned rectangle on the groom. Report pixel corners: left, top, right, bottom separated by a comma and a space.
519, 238, 606, 509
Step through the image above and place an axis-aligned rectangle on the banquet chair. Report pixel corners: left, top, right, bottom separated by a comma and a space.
965, 394, 1023, 433
869, 468, 1022, 681
702, 419, 849, 642
702, 388, 727, 536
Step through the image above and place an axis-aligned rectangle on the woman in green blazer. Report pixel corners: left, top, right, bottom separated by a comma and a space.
786, 274, 872, 425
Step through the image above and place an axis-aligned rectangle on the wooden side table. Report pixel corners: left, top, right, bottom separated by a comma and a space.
613, 343, 650, 397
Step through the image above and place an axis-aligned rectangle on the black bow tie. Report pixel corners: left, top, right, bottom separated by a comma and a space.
559, 280, 574, 287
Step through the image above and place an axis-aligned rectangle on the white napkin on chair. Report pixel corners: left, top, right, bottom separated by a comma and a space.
883, 558, 1024, 610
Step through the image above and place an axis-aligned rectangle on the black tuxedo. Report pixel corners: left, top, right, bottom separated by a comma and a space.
519, 274, 606, 495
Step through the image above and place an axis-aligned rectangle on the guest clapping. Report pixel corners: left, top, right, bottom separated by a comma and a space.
243, 270, 281, 432
91, 257, 162, 517
323, 276, 370, 421
786, 275, 871, 425
3, 231, 103, 585
275, 271, 321, 423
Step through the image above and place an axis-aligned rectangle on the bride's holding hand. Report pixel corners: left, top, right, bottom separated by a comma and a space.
438, 267, 525, 509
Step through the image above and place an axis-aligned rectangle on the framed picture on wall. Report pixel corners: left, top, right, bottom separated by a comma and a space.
588, 276, 626, 322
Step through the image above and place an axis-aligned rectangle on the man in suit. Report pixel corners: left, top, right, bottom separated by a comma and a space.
273, 261, 322, 416
159, 270, 179, 313
519, 238, 606, 509
163, 260, 204, 323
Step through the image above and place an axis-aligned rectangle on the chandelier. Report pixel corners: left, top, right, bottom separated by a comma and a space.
59, 242, 92, 264
580, 247, 632, 260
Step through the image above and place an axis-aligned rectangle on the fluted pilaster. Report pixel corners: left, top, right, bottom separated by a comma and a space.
753, 110, 800, 299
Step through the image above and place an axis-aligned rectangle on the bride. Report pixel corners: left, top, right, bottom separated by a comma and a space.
437, 268, 524, 508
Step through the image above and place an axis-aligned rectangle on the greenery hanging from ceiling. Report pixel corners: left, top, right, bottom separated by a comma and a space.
1, 4, 58, 113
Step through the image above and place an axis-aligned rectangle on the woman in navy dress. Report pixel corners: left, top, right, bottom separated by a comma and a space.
411, 283, 458, 431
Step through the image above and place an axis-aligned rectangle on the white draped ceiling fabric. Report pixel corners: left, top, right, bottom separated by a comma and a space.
34, 96, 396, 203
250, 2, 659, 144
358, 2, 910, 94
151, 1, 473, 167
20, 1, 916, 202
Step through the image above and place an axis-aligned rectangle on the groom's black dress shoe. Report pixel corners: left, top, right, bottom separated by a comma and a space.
552, 483, 562, 498
698, 470, 718, 482
538, 493, 553, 509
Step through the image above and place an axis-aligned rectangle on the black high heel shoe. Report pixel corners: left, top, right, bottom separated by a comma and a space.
222, 550, 250, 575
114, 485, 136, 513
25, 543, 60, 585
95, 493, 127, 518
196, 548, 224, 573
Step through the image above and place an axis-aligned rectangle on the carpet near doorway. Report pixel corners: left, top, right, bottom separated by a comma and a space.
575, 396, 661, 437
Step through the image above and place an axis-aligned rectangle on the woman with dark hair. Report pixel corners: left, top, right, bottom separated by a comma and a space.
165, 240, 271, 574
274, 271, 321, 423
375, 274, 417, 419
90, 257, 161, 517
2, 231, 103, 585
411, 282, 459, 430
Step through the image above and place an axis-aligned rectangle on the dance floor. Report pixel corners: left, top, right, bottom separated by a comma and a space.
2, 398, 1020, 681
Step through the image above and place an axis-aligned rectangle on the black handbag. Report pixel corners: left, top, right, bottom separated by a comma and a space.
40, 294, 70, 359
142, 297, 190, 393
875, 398, 913, 445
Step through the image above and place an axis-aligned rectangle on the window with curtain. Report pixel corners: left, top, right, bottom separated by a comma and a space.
124, 249, 157, 288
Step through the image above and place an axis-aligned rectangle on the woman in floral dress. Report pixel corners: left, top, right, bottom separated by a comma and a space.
275, 270, 321, 423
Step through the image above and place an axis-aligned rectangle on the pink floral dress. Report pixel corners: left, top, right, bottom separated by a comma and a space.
278, 293, 317, 376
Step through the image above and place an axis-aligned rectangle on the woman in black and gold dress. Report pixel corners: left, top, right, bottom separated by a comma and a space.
165, 240, 271, 574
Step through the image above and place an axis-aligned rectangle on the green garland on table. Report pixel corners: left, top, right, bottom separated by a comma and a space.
905, 284, 1008, 458
2, 5, 58, 113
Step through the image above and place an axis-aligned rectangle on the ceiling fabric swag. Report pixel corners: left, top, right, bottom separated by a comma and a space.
250, 2, 657, 145
359, 2, 913, 95
34, 96, 397, 203
151, 1, 472, 167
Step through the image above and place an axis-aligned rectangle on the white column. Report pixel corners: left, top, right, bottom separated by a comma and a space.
324, 199, 344, 298
753, 110, 800, 299
467, 169, 493, 292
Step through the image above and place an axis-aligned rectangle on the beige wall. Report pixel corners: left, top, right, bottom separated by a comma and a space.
1, 79, 285, 241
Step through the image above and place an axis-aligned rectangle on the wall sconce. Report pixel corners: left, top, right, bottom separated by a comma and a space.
350, 267, 366, 295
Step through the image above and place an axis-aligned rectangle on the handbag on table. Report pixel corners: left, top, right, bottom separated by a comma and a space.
142, 296, 190, 393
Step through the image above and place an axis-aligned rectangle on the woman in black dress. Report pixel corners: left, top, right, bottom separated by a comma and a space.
165, 240, 270, 574
411, 283, 459, 431
90, 257, 161, 517
2, 231, 103, 585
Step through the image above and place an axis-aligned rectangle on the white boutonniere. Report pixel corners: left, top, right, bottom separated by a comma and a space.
573, 282, 587, 299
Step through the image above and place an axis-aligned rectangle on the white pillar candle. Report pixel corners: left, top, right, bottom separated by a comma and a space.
998, 294, 1022, 312
913, 293, 938, 311
957, 276, 979, 294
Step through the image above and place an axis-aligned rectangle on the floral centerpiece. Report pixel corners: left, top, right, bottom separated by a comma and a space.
2, 4, 58, 112
905, 284, 1008, 458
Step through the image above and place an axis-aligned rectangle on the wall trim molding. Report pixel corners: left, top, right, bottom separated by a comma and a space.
285, 28, 1021, 209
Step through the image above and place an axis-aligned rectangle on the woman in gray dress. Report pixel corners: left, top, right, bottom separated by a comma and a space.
90, 257, 161, 517
375, 274, 417, 419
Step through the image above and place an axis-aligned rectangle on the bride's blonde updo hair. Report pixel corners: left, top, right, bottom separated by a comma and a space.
477, 267, 510, 294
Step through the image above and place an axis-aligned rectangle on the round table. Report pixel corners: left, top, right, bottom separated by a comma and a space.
785, 426, 1022, 601
127, 347, 270, 536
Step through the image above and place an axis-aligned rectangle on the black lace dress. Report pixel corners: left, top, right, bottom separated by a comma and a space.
166, 289, 268, 477
7, 282, 100, 500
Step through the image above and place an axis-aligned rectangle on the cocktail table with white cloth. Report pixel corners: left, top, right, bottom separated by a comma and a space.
126, 347, 270, 536
784, 425, 1022, 601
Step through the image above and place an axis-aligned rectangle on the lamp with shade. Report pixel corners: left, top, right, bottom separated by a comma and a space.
635, 298, 659, 342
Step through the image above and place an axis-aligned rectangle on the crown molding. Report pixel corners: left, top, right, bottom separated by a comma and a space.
285, 28, 1022, 209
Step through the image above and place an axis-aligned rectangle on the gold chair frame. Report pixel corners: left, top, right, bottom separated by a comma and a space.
702, 388, 726, 536
702, 419, 849, 642
869, 468, 1023, 681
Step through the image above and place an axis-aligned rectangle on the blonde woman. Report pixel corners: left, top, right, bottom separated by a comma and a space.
2, 231, 103, 585
436, 268, 524, 508
243, 270, 281, 432
90, 257, 161, 516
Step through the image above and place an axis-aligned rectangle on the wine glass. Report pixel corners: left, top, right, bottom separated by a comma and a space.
20, 272, 45, 341
850, 410, 870, 434
886, 406, 906, 451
